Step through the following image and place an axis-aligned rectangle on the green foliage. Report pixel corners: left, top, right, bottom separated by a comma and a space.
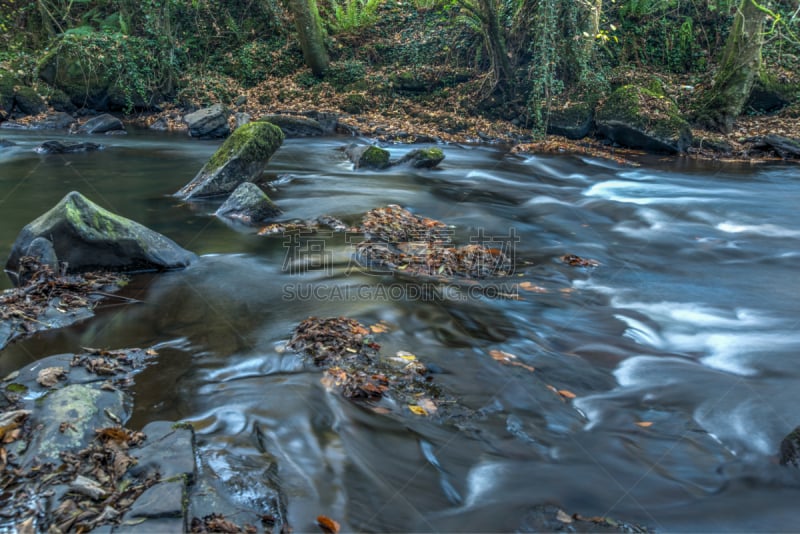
329, 0, 384, 33
324, 60, 367, 89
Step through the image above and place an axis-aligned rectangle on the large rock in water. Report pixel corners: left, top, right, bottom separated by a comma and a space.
5, 191, 196, 274
175, 121, 284, 199
215, 182, 282, 224
596, 84, 692, 153
184, 104, 230, 138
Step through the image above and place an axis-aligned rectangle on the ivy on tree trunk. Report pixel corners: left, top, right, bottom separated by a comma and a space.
285, 0, 329, 77
693, 0, 765, 133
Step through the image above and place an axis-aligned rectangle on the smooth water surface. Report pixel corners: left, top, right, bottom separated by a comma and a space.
1, 129, 799, 531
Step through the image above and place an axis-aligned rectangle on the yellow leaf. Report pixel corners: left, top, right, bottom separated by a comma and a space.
370, 323, 388, 333
145, 349, 158, 356
396, 351, 416, 360
408, 405, 427, 416
635, 421, 653, 428
558, 389, 577, 399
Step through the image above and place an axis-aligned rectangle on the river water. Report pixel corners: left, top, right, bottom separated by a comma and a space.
1, 130, 799, 531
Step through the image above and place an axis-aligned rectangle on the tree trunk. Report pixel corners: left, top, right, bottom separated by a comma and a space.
285, 0, 329, 77
694, 0, 765, 133
479, 0, 514, 95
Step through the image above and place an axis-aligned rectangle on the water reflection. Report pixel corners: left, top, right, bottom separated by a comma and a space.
1, 130, 800, 530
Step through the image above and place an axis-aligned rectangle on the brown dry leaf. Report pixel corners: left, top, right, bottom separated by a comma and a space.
369, 323, 389, 333
635, 421, 654, 428
519, 281, 548, 293
489, 350, 535, 372
558, 389, 577, 400
316, 515, 340, 534
556, 509, 574, 523
37, 366, 67, 387
417, 397, 438, 415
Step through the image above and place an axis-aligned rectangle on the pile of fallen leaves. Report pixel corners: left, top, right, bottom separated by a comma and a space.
49, 427, 152, 533
289, 317, 450, 416
257, 215, 353, 236
361, 205, 450, 244
289, 316, 379, 367
0, 419, 153, 533
355, 206, 512, 279
0, 257, 127, 335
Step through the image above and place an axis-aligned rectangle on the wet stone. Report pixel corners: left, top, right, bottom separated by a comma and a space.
125, 479, 185, 519
129, 421, 197, 482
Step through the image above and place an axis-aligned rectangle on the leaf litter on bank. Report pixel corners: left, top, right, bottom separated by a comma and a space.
0, 347, 167, 532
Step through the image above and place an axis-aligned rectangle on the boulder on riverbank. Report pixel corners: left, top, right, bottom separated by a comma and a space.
596, 84, 692, 153
39, 111, 77, 130
77, 113, 125, 134
184, 104, 230, 138
215, 182, 282, 225
175, 121, 284, 199
259, 114, 325, 137
5, 191, 196, 275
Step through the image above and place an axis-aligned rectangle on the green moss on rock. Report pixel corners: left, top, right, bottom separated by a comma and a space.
176, 121, 284, 199
362, 146, 390, 168
596, 84, 691, 153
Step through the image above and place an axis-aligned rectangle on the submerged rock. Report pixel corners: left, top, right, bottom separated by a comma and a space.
596, 84, 692, 153
345, 143, 390, 169
215, 182, 282, 225
184, 103, 230, 138
77, 113, 125, 134
5, 190, 196, 274
34, 140, 104, 154
779, 426, 800, 467
0, 257, 126, 350
175, 120, 284, 199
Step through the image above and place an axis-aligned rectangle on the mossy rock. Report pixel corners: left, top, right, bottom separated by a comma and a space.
393, 147, 445, 169
38, 43, 111, 110
176, 121, 285, 199
546, 101, 596, 140
345, 144, 390, 170
14, 86, 47, 115
6, 191, 196, 274
341, 93, 368, 114
0, 70, 19, 112
747, 74, 798, 113
45, 87, 77, 112
596, 84, 692, 153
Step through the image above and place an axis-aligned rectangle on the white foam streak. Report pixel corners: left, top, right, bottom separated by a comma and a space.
717, 222, 800, 238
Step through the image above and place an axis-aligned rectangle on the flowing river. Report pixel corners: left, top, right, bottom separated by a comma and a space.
1, 129, 799, 531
